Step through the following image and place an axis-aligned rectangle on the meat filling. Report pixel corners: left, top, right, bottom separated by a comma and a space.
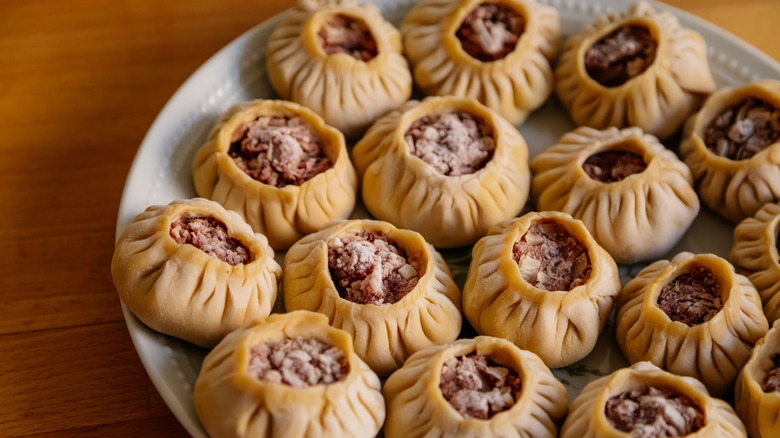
703, 98, 780, 160
317, 14, 377, 62
229, 116, 331, 187
762, 354, 780, 393
513, 220, 591, 291
657, 263, 722, 326
328, 231, 421, 305
404, 112, 495, 176
169, 215, 250, 266
583, 149, 647, 183
456, 3, 525, 62
605, 386, 705, 438
585, 25, 657, 87
439, 353, 522, 419
248, 337, 348, 388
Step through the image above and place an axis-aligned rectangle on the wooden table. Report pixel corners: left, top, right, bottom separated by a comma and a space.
1, 0, 777, 436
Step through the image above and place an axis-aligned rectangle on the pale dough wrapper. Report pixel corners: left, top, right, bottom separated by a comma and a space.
283, 219, 462, 376
531, 126, 700, 264
192, 99, 357, 250
111, 198, 282, 348
555, 1, 714, 139
735, 320, 780, 438
560, 361, 746, 438
383, 336, 568, 438
680, 80, 780, 223
615, 251, 768, 396
462, 211, 620, 368
401, 0, 560, 126
194, 311, 385, 438
353, 96, 530, 248
265, 0, 411, 138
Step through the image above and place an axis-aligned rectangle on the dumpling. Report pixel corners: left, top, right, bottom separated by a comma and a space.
680, 80, 780, 222
353, 96, 530, 248
462, 210, 620, 368
531, 126, 699, 264
192, 99, 357, 250
555, 1, 715, 139
110, 198, 282, 347
194, 311, 385, 438
561, 361, 746, 438
283, 219, 462, 376
383, 336, 568, 438
735, 320, 780, 438
265, 0, 411, 138
401, 0, 560, 126
615, 251, 768, 396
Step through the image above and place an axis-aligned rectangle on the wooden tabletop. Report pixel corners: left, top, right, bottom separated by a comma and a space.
1, 0, 778, 436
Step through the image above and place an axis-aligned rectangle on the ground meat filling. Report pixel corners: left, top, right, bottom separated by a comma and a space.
456, 3, 525, 62
327, 232, 421, 305
229, 116, 332, 188
703, 98, 780, 160
512, 220, 591, 291
439, 353, 522, 419
585, 25, 657, 87
316, 14, 377, 61
657, 263, 723, 326
404, 112, 495, 176
169, 215, 250, 266
248, 337, 348, 388
763, 354, 780, 393
583, 149, 647, 183
605, 386, 705, 438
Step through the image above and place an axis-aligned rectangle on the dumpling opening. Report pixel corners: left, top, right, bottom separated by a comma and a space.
456, 2, 525, 62
439, 352, 522, 419
582, 144, 647, 183
762, 354, 780, 393
169, 215, 252, 266
584, 24, 657, 87
605, 385, 705, 437
404, 111, 495, 176
316, 13, 378, 61
229, 115, 332, 187
327, 231, 421, 305
656, 262, 723, 326
512, 219, 591, 291
703, 97, 780, 160
248, 337, 349, 388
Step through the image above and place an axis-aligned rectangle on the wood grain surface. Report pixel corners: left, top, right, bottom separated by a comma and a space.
1, 0, 777, 436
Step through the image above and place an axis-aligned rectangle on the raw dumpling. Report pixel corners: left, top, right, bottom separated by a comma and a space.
555, 1, 715, 139
265, 0, 412, 138
615, 251, 768, 396
735, 320, 780, 438
110, 198, 282, 347
680, 80, 780, 222
192, 99, 357, 250
194, 311, 385, 438
462, 211, 620, 368
401, 0, 560, 125
353, 96, 530, 248
283, 219, 462, 376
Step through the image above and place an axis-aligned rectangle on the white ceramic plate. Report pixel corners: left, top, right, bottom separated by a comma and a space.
115, 0, 780, 435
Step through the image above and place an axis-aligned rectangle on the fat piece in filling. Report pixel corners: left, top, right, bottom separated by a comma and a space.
656, 263, 722, 326
762, 354, 780, 393
585, 25, 657, 87
456, 3, 525, 62
582, 149, 647, 183
169, 215, 250, 266
248, 337, 348, 388
605, 386, 705, 438
703, 98, 780, 160
317, 14, 378, 61
439, 353, 522, 419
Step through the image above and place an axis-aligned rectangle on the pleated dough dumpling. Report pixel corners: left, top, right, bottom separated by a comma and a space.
555, 1, 715, 139
353, 96, 530, 248
383, 336, 568, 438
401, 0, 559, 126
680, 80, 780, 223
561, 361, 746, 438
192, 99, 357, 250
110, 198, 282, 347
265, 0, 411, 138
615, 251, 769, 396
283, 219, 462, 376
531, 126, 700, 264
463, 211, 620, 368
735, 320, 780, 438
194, 311, 385, 438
